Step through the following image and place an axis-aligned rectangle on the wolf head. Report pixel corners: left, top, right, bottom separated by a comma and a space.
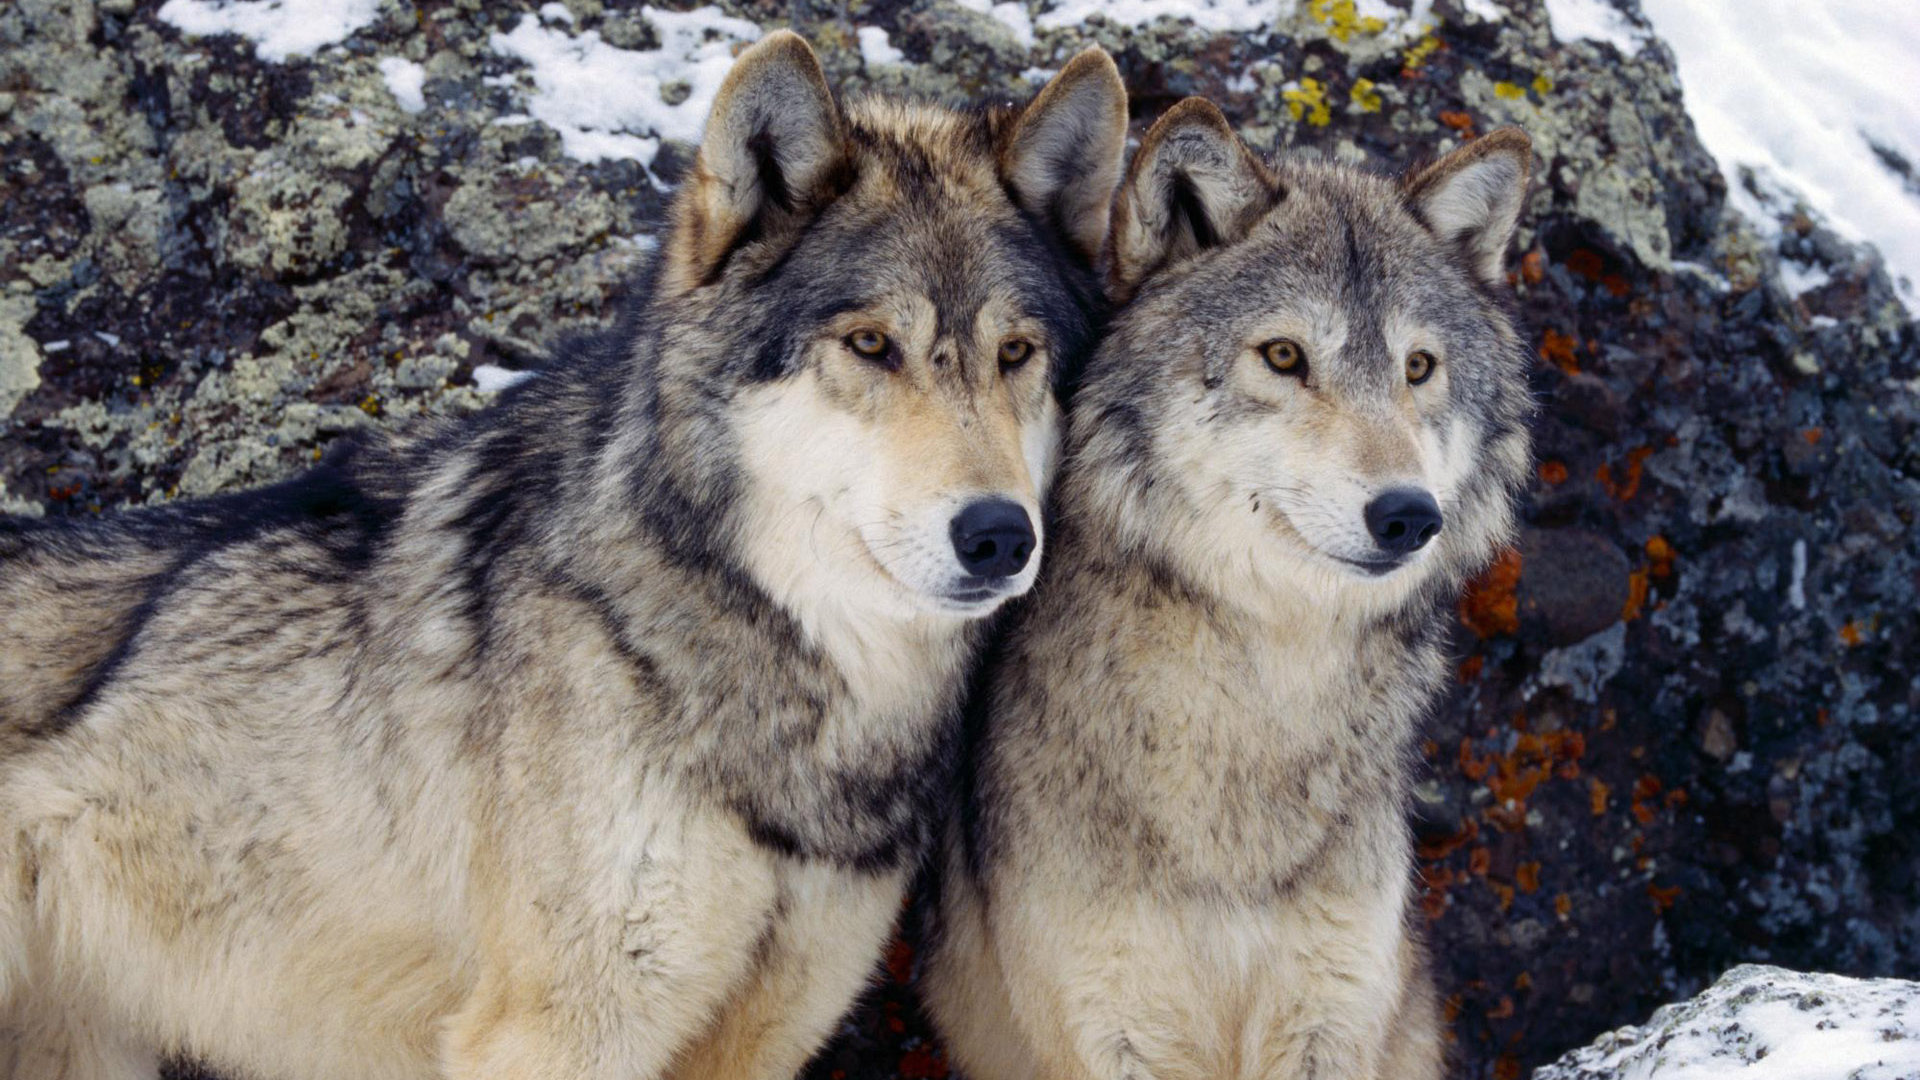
605, 33, 1127, 623
1071, 100, 1533, 614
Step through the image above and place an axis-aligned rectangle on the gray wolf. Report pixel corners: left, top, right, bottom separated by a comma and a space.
921, 100, 1535, 1080
0, 32, 1128, 1080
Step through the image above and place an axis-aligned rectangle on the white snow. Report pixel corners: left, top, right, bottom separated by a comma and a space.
1778, 260, 1831, 298
156, 0, 383, 62
1636, 0, 1920, 309
1036, 0, 1286, 36
857, 26, 906, 67
1543, 0, 1649, 54
471, 365, 538, 393
377, 56, 427, 115
1460, 0, 1503, 22
956, 0, 1038, 48
488, 6, 763, 167
1537, 966, 1920, 1080
537, 2, 574, 25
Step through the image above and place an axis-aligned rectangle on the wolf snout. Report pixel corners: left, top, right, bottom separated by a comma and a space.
1364, 489, 1443, 555
949, 499, 1036, 580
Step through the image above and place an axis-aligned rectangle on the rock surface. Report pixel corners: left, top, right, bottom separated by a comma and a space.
1534, 964, 1920, 1079
1, 1, 1916, 1078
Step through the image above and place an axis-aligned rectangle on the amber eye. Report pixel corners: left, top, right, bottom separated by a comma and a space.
1406, 350, 1437, 385
847, 329, 890, 361
998, 338, 1034, 371
1261, 339, 1307, 377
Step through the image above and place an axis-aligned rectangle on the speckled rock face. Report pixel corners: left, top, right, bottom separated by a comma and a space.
2, 1, 1916, 1078
1534, 965, 1920, 1079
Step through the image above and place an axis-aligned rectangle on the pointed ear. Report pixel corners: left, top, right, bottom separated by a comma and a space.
663, 31, 848, 295
1403, 127, 1532, 286
999, 47, 1129, 267
1109, 97, 1279, 302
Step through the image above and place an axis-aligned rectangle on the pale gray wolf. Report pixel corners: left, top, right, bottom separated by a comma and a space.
921, 101, 1535, 1080
0, 32, 1129, 1080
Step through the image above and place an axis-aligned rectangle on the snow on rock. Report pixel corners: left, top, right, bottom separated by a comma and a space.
1636, 0, 1920, 308
470, 365, 538, 394
957, 0, 1038, 48
1542, 0, 1650, 55
857, 26, 906, 67
377, 56, 427, 115
1535, 965, 1920, 1080
488, 6, 762, 167
156, 0, 384, 62
1035, 0, 1286, 36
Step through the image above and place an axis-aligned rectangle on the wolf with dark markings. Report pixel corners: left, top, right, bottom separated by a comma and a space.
922, 101, 1535, 1080
0, 32, 1128, 1080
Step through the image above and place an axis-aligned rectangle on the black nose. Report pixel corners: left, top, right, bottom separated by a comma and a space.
949, 499, 1035, 580
1364, 489, 1443, 555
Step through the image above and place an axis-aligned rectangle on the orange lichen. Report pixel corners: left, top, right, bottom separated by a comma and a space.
1458, 655, 1486, 683
1516, 862, 1541, 894
1554, 893, 1573, 919
1597, 446, 1654, 500
1538, 460, 1568, 485
1589, 778, 1611, 817
1538, 328, 1580, 374
1490, 882, 1515, 912
1648, 883, 1683, 914
1468, 847, 1492, 876
1459, 549, 1523, 637
1439, 109, 1476, 135
1494, 1056, 1523, 1080
1840, 621, 1865, 646
1645, 535, 1676, 579
1802, 428, 1823, 444
1514, 971, 1534, 992
1622, 567, 1650, 622
1521, 249, 1546, 285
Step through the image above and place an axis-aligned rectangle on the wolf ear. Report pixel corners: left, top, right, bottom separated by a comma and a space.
663, 31, 848, 295
1403, 127, 1532, 286
1109, 97, 1279, 302
1000, 47, 1130, 267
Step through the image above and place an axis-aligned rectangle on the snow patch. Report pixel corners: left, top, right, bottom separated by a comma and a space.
957, 0, 1038, 48
488, 6, 763, 167
1543, 0, 1649, 54
1537, 965, 1920, 1080
378, 57, 427, 115
1639, 0, 1920, 310
1035, 0, 1287, 36
156, 0, 384, 62
1460, 0, 1504, 21
857, 26, 906, 67
471, 365, 538, 394
538, 2, 574, 24
1778, 259, 1831, 298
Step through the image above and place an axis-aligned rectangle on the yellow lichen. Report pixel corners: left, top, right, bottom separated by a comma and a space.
1309, 0, 1387, 42
1402, 32, 1442, 69
1532, 74, 1555, 95
1493, 80, 1526, 100
1284, 78, 1332, 126
1350, 77, 1383, 113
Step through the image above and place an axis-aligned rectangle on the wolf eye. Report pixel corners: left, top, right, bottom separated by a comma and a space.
846, 329, 891, 362
1261, 339, 1307, 378
998, 339, 1034, 371
1406, 350, 1437, 385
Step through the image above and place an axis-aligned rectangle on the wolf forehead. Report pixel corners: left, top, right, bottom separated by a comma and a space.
1207, 163, 1503, 326
715, 98, 1100, 369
